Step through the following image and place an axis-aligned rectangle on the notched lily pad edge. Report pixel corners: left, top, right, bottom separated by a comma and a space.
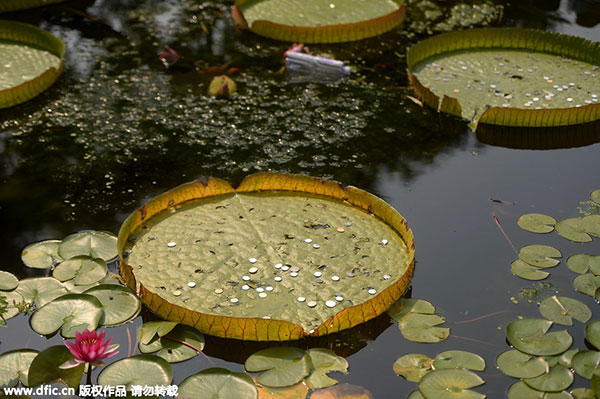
232, 0, 406, 43
406, 28, 600, 130
118, 172, 415, 342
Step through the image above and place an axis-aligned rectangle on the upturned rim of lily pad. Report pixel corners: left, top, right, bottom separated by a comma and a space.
0, 20, 65, 109
232, 0, 406, 43
407, 28, 600, 130
0, 0, 66, 12
118, 172, 415, 341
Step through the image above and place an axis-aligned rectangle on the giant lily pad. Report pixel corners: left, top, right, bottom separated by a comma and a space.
0, 349, 38, 387
233, 0, 406, 43
538, 296, 591, 326
245, 347, 312, 388
0, 20, 65, 109
567, 254, 600, 275
83, 285, 141, 326
119, 173, 415, 341
555, 216, 600, 243
417, 369, 485, 399
506, 319, 573, 356
29, 293, 103, 338
97, 354, 172, 389
21, 240, 62, 269
179, 368, 257, 399
0, 1, 66, 12
407, 28, 600, 131
496, 350, 548, 379
15, 277, 67, 308
58, 231, 118, 261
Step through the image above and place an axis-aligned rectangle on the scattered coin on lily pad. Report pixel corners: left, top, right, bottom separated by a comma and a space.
0, 349, 39, 387
555, 216, 600, 243
138, 321, 179, 345
586, 321, 600, 351
245, 347, 312, 388
523, 365, 573, 393
27, 346, 84, 390
58, 231, 118, 261
434, 350, 485, 372
178, 367, 257, 399
507, 319, 573, 356
0, 270, 18, 291
97, 354, 172, 390
83, 285, 141, 326
496, 350, 548, 379
305, 348, 348, 389
511, 260, 550, 281
16, 277, 67, 308
568, 254, 600, 275
519, 245, 562, 268
393, 354, 434, 382
592, 190, 600, 206
538, 296, 591, 326
417, 369, 485, 399
309, 383, 374, 399
571, 351, 600, 379
572, 274, 600, 299
138, 324, 205, 363
21, 239, 62, 269
52, 256, 108, 286
29, 293, 103, 338
518, 214, 557, 234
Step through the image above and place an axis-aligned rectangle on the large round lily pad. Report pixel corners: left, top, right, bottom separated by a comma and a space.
506, 318, 573, 356
0, 349, 38, 387
97, 354, 172, 389
119, 173, 415, 341
179, 368, 257, 399
407, 28, 600, 131
0, 20, 65, 109
233, 0, 406, 43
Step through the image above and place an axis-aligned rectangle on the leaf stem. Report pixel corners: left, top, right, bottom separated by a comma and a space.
454, 310, 507, 324
493, 214, 518, 255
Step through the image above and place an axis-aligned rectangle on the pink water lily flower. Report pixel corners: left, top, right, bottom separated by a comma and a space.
60, 329, 119, 369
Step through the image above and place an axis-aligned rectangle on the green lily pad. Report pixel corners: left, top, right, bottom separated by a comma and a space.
543, 349, 579, 368
0, 271, 18, 291
245, 347, 312, 388
53, 256, 108, 285
518, 214, 557, 234
310, 383, 374, 399
496, 350, 548, 379
29, 293, 103, 338
15, 277, 67, 308
593, 374, 600, 398
434, 351, 485, 372
393, 354, 434, 382
418, 369, 485, 399
83, 285, 141, 326
573, 274, 600, 298
512, 260, 550, 281
21, 240, 62, 269
97, 354, 172, 390
556, 216, 600, 243
27, 346, 84, 389
0, 0, 66, 12
572, 388, 595, 399
139, 325, 205, 363
0, 290, 24, 321
0, 21, 65, 109
407, 28, 600, 130
178, 368, 257, 399
592, 190, 600, 206
120, 173, 415, 341
408, 391, 427, 399
388, 298, 436, 320
234, 0, 406, 43
507, 380, 572, 399
507, 318, 573, 356
567, 254, 600, 275
519, 245, 562, 268
58, 231, 118, 261
138, 321, 178, 345
587, 321, 600, 351
572, 351, 600, 379
305, 348, 348, 389
523, 365, 573, 393
398, 313, 450, 343
0, 349, 39, 387
539, 296, 591, 326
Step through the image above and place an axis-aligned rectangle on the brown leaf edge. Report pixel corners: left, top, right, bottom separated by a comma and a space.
233, 0, 405, 43
0, 20, 65, 109
0, 0, 66, 13
118, 172, 415, 341
406, 28, 600, 129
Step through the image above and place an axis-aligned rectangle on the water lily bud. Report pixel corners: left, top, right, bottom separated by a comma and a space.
208, 75, 237, 98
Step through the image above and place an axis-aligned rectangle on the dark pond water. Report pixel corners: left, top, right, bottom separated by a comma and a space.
1, 0, 600, 397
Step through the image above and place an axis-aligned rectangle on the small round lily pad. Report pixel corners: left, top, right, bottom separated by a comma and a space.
305, 348, 349, 389
83, 285, 141, 326
511, 260, 549, 281
496, 350, 548, 379
21, 239, 62, 269
592, 190, 600, 206
393, 354, 434, 382
507, 380, 571, 399
398, 313, 450, 343
507, 318, 573, 356
572, 274, 600, 298
523, 365, 573, 393
519, 245, 562, 268
418, 369, 485, 399
0, 290, 23, 321
0, 271, 18, 291
179, 368, 257, 399
567, 254, 600, 275
538, 296, 591, 326
0, 349, 39, 387
433, 350, 485, 371
518, 214, 557, 234
245, 347, 312, 388
97, 354, 172, 390
15, 277, 67, 308
572, 351, 600, 379
555, 216, 600, 243
58, 231, 118, 261
586, 321, 600, 351
138, 325, 205, 363
53, 256, 108, 285
543, 349, 578, 368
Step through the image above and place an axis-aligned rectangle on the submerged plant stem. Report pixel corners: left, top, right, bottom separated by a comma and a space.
493, 214, 518, 255
454, 310, 507, 324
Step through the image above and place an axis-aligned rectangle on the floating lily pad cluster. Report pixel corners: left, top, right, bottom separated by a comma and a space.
388, 298, 449, 343
119, 173, 415, 341
407, 28, 600, 131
